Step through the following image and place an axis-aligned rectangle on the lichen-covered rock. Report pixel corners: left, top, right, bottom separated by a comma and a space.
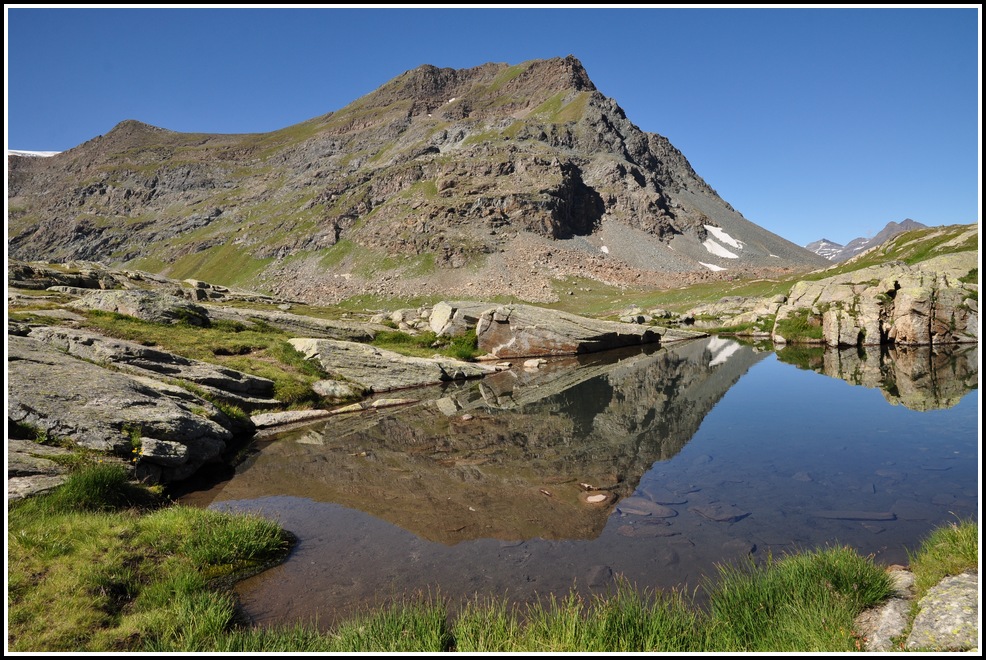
7, 334, 233, 482
906, 571, 979, 651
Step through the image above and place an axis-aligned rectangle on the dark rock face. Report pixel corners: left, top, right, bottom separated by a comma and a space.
8, 56, 828, 305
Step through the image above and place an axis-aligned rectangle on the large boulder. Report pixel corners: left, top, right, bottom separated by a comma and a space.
474, 302, 704, 358
288, 338, 499, 393
429, 301, 494, 337
68, 288, 210, 326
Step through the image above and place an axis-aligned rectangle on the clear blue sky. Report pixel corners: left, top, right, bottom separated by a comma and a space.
5, 5, 981, 247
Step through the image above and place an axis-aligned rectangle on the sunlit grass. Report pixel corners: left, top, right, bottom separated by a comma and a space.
9, 465, 974, 655
7, 464, 292, 652
906, 517, 979, 600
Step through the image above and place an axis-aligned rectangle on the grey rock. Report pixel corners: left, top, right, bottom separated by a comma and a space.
475, 302, 704, 359
139, 437, 190, 467
429, 300, 491, 337
855, 598, 912, 651
689, 502, 750, 523
68, 288, 210, 326
7, 334, 232, 482
312, 379, 366, 400
7, 438, 74, 477
251, 409, 338, 430
207, 305, 389, 342
616, 496, 678, 517
289, 338, 497, 393
855, 568, 979, 652
7, 475, 69, 501
773, 251, 978, 347
26, 325, 277, 410
906, 571, 979, 651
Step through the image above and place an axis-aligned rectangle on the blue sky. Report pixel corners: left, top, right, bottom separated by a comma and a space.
5, 5, 981, 247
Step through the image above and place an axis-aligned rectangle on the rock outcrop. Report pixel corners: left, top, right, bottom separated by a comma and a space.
773, 251, 978, 347
682, 225, 978, 349
287, 338, 500, 393
24, 325, 280, 412
8, 334, 236, 483
474, 302, 705, 358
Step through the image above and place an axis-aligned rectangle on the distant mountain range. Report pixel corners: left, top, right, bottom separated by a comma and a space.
805, 219, 928, 262
8, 56, 830, 304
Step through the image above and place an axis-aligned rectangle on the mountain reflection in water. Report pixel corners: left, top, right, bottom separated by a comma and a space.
178, 337, 979, 632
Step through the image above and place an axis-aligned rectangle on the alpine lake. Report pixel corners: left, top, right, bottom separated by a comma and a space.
175, 336, 980, 631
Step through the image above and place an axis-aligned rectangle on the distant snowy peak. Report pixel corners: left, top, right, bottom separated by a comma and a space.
804, 238, 845, 261
8, 150, 60, 158
806, 219, 927, 262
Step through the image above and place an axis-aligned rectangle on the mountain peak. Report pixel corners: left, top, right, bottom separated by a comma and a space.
806, 219, 929, 262
8, 57, 827, 304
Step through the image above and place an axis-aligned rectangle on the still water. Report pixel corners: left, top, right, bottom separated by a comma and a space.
178, 337, 979, 631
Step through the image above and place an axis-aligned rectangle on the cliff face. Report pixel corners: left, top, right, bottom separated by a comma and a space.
8, 56, 829, 304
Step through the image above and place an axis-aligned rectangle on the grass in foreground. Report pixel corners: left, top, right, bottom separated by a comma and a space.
8, 464, 977, 653
7, 464, 292, 652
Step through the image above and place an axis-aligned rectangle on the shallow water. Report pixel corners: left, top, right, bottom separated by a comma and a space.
177, 337, 979, 631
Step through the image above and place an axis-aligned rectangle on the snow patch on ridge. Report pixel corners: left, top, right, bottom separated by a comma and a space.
699, 262, 727, 272
8, 150, 60, 157
703, 239, 739, 259
704, 225, 743, 250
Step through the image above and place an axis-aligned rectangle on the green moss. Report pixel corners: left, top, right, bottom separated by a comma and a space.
774, 308, 824, 342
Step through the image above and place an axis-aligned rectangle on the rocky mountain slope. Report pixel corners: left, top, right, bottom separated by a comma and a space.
805, 219, 927, 262
8, 56, 829, 304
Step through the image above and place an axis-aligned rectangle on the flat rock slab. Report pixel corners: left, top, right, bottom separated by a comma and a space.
28, 325, 276, 399
8, 335, 231, 481
475, 302, 705, 358
7, 438, 74, 477
689, 503, 750, 523
811, 510, 896, 521
207, 306, 391, 342
616, 496, 678, 517
289, 338, 497, 393
8, 475, 69, 501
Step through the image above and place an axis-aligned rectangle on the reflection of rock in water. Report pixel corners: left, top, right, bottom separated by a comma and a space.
778, 343, 978, 411
211, 337, 768, 545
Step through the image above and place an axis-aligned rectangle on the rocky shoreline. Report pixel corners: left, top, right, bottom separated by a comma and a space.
6, 258, 979, 651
